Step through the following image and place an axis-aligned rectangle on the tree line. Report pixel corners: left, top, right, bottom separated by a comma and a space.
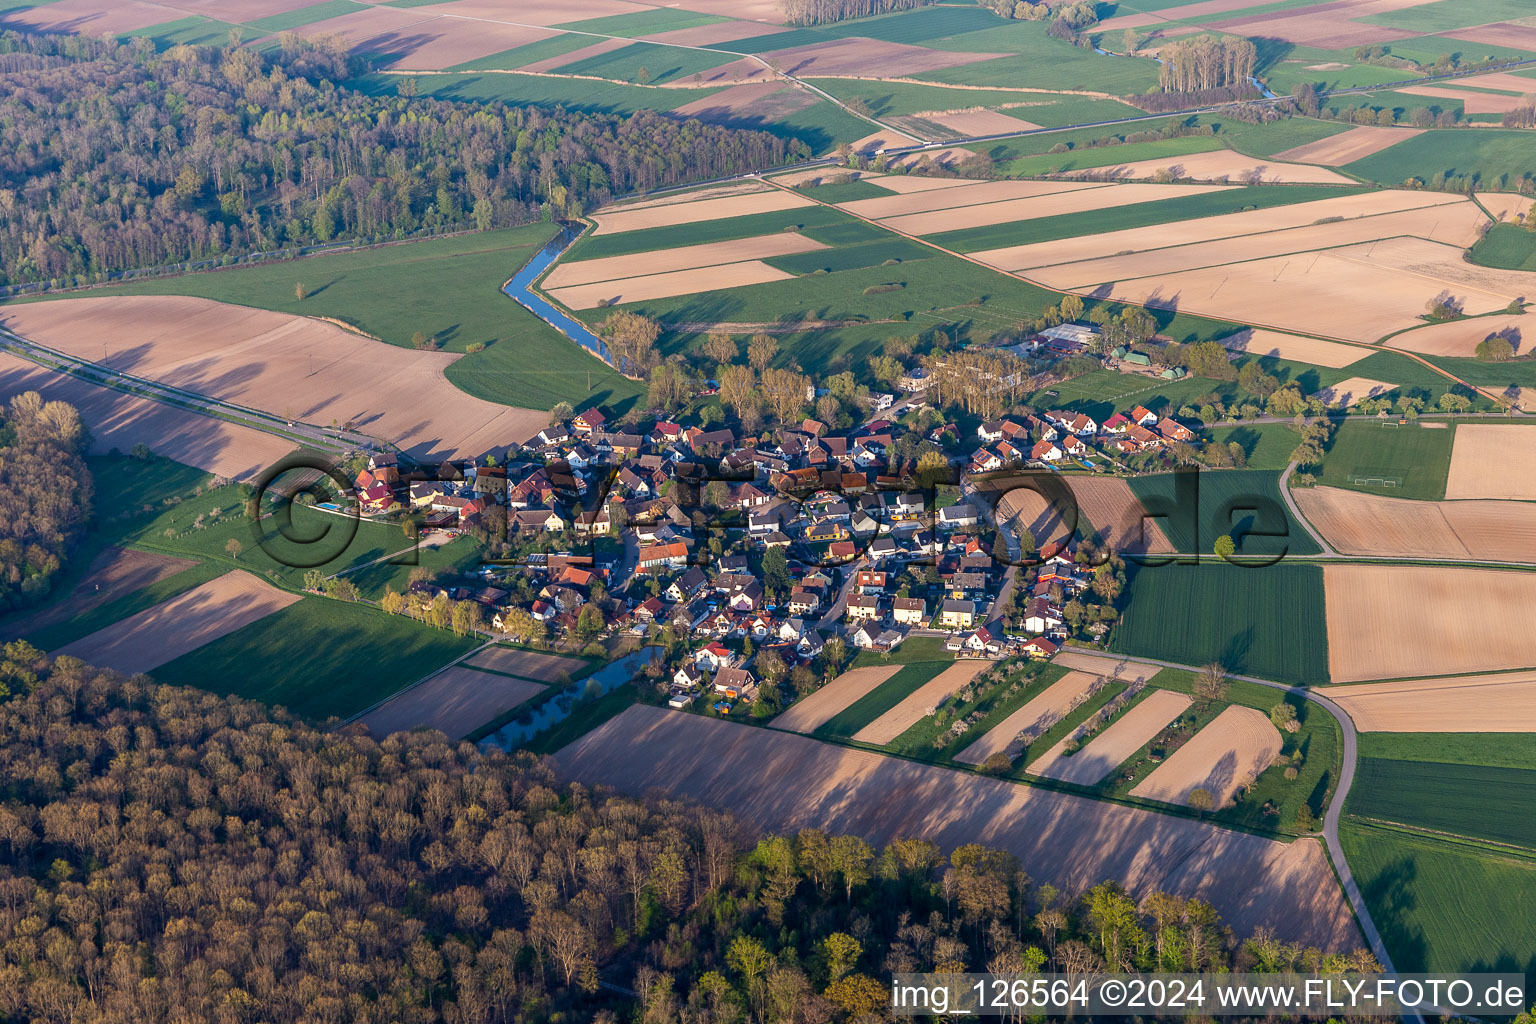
0, 30, 806, 289
0, 650, 1382, 1022
777, 0, 934, 26
1156, 35, 1258, 93
0, 392, 91, 610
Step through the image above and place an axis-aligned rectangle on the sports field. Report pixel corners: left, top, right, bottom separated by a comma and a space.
1316, 420, 1454, 500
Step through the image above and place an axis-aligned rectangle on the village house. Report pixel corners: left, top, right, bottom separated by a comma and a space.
846, 594, 883, 623
694, 642, 735, 672
637, 542, 688, 572
939, 598, 976, 630
892, 596, 927, 625
713, 666, 756, 701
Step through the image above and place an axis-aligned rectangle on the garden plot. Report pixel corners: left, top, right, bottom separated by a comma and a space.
466, 645, 586, 682
1325, 564, 1536, 683
1028, 689, 1193, 786
358, 664, 544, 740
1327, 671, 1536, 732
952, 670, 1101, 766
1130, 706, 1281, 808
1295, 486, 1536, 561
53, 571, 301, 676
589, 190, 812, 234
1272, 126, 1425, 166
1215, 328, 1369, 367
1385, 314, 1530, 357
1445, 425, 1536, 500
853, 661, 988, 747
542, 233, 827, 288
774, 665, 903, 734
555, 705, 1358, 947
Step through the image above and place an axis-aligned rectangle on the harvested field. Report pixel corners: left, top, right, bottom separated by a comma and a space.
358, 664, 544, 740
1446, 424, 1536, 500
1294, 486, 1536, 561
466, 645, 585, 682
760, 37, 1006, 78
1067, 475, 1176, 555
886, 147, 978, 170
1396, 85, 1528, 115
1130, 706, 1282, 808
973, 189, 1466, 273
1, 297, 545, 458
922, 109, 1043, 136
5, 547, 196, 636
544, 233, 826, 288
52, 571, 301, 676
608, 180, 773, 212
1310, 377, 1396, 407
1326, 671, 1536, 732
1446, 23, 1536, 52
1097, 0, 1275, 32
1028, 689, 1193, 786
555, 705, 1358, 947
423, 0, 644, 27
0, 0, 181, 34
863, 174, 979, 194
1386, 314, 1529, 357
997, 488, 1075, 558
770, 167, 880, 188
1272, 125, 1424, 166
641, 21, 790, 46
547, 259, 795, 309
379, 20, 557, 71
516, 38, 629, 74
0, 351, 297, 481
1481, 193, 1534, 224
952, 670, 1100, 765
590, 190, 812, 234
1205, 0, 1435, 49
880, 182, 1233, 237
650, 0, 788, 21
852, 661, 988, 746
163, 0, 322, 18
774, 664, 902, 734
838, 179, 1106, 221
1055, 149, 1355, 185
1325, 564, 1536, 682
1442, 72, 1536, 95
1052, 649, 1159, 685
849, 128, 922, 155
671, 82, 817, 121
1215, 328, 1369, 367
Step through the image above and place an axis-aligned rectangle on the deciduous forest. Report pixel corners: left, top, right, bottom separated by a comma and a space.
0, 393, 91, 610
0, 652, 1377, 1023
0, 31, 805, 289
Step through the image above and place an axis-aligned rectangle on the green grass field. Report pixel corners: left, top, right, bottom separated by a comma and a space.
1026, 369, 1234, 422
763, 237, 933, 274
1358, 732, 1536, 769
928, 184, 1366, 251
149, 595, 478, 720
564, 205, 852, 261
18, 225, 645, 414
991, 136, 1227, 178
805, 78, 1046, 119
1316, 420, 1455, 500
1350, 758, 1536, 849
814, 660, 953, 739
794, 179, 898, 203
1127, 469, 1322, 558
449, 34, 597, 72
1358, 0, 1536, 32
1346, 129, 1536, 191
1208, 423, 1302, 471
1470, 222, 1536, 271
1216, 117, 1354, 158
549, 42, 738, 85
1111, 562, 1327, 685
1340, 821, 1536, 977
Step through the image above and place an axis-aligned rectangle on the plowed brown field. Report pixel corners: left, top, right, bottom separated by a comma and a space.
1067, 476, 1175, 555
1295, 486, 1536, 561
1216, 328, 1369, 367
359, 664, 544, 740
547, 260, 795, 309
1272, 125, 1424, 165
466, 646, 586, 682
1055, 149, 1354, 184
853, 661, 988, 746
774, 665, 902, 734
1445, 424, 1536, 500
1326, 671, 1536, 731
1130, 706, 1281, 808
1385, 314, 1530, 357
543, 233, 826, 288
590, 190, 812, 234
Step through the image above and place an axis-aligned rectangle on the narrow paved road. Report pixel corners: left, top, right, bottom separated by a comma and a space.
1277, 460, 1336, 555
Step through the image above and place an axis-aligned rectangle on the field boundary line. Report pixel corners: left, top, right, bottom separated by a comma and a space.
342, 639, 498, 726
1346, 814, 1536, 856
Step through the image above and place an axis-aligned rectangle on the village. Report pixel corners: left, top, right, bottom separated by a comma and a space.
342, 335, 1203, 718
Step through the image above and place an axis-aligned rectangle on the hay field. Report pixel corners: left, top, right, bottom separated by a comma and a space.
547, 260, 796, 309
1055, 149, 1356, 184
53, 571, 301, 676
878, 182, 1233, 236
1445, 425, 1536, 500
852, 661, 988, 747
542, 233, 826, 288
1067, 476, 1176, 555
555, 705, 1358, 947
0, 351, 297, 481
466, 645, 586, 682
952, 670, 1100, 765
1294, 486, 1536, 561
1310, 377, 1396, 407
1052, 650, 1159, 684
1130, 706, 1281, 808
590, 190, 812, 234
1029, 689, 1193, 786
1327, 671, 1536, 732
775, 665, 903, 734
1385, 314, 1529, 357
836, 179, 1105, 221
1, 296, 545, 458
1325, 564, 1536, 682
1272, 126, 1425, 165
358, 664, 544, 740
1215, 328, 1369, 367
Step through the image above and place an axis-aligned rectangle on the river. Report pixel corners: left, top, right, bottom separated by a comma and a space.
503, 224, 613, 364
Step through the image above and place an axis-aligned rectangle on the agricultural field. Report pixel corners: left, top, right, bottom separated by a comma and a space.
1129, 704, 1282, 809
814, 659, 959, 740
1350, 757, 1536, 850
358, 663, 546, 741
1325, 671, 1536, 733
1111, 562, 1328, 686
1315, 419, 1455, 500
1207, 423, 1302, 471
1471, 224, 1536, 272
1293, 486, 1536, 562
1127, 469, 1321, 559
851, 661, 988, 746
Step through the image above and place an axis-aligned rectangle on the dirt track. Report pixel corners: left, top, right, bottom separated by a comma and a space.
555, 705, 1359, 947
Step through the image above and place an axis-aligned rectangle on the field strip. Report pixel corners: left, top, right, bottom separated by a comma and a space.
1215, 328, 1370, 367
1386, 314, 1530, 358
1271, 125, 1425, 166
1051, 649, 1160, 684
855, 173, 984, 194
836, 179, 1110, 220
1028, 689, 1192, 786
968, 189, 1468, 273
554, 705, 1359, 947
1294, 487, 1536, 562
607, 180, 773, 212
1310, 377, 1397, 407
773, 665, 902, 734
1445, 424, 1536, 500
543, 232, 827, 287
1325, 564, 1536, 683
590, 190, 812, 235
1067, 476, 1178, 554
546, 260, 796, 309
466, 645, 586, 682
952, 670, 1101, 765
1325, 671, 1536, 732
1130, 706, 1281, 808
52, 570, 301, 676
853, 661, 988, 746
877, 182, 1233, 237
1052, 148, 1356, 185
358, 665, 544, 740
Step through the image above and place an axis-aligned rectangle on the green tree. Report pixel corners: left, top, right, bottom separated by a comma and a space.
761, 547, 793, 600
1213, 533, 1235, 560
